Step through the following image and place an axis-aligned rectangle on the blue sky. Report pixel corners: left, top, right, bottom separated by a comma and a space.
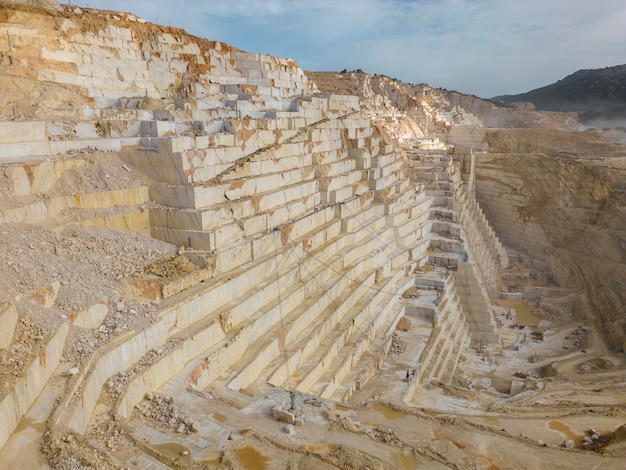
62, 0, 626, 98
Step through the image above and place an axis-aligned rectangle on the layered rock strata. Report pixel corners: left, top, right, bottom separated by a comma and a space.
0, 3, 520, 465
474, 152, 626, 351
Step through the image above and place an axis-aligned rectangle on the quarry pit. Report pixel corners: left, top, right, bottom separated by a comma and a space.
0, 2, 625, 469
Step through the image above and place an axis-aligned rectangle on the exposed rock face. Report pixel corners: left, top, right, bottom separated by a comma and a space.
308, 71, 582, 137
0, 4, 625, 470
0, 3, 311, 124
475, 152, 626, 351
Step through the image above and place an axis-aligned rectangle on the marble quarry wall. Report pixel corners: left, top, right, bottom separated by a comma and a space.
474, 153, 626, 352
0, 2, 512, 452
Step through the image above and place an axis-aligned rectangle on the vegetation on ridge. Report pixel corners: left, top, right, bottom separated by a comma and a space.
492, 64, 626, 118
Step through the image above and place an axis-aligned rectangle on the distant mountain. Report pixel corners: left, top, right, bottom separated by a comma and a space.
492, 65, 626, 119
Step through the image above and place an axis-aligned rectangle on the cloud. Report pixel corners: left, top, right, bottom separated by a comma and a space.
60, 0, 626, 97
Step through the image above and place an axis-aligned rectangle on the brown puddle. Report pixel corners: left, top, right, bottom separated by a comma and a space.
197, 458, 222, 467
334, 404, 351, 412
491, 298, 541, 326
233, 446, 269, 470
212, 412, 226, 423
484, 417, 499, 427
306, 444, 339, 455
153, 442, 191, 463
14, 415, 46, 434
548, 420, 583, 446
370, 403, 407, 420
396, 453, 419, 469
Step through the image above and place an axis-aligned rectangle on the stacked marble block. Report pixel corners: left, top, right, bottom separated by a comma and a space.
453, 263, 499, 344
141, 100, 389, 265
27, 15, 312, 104
1, 8, 313, 166
141, 112, 326, 254
0, 302, 69, 451
399, 156, 475, 398
422, 273, 470, 381
448, 160, 509, 296
426, 91, 483, 128
109, 110, 435, 421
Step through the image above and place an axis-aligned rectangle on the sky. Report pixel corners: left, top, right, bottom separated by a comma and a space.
60, 0, 626, 98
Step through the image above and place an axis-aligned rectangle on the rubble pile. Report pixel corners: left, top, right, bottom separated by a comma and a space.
132, 393, 201, 434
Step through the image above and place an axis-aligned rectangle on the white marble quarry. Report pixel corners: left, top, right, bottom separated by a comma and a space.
449, 161, 509, 295
0, 5, 518, 453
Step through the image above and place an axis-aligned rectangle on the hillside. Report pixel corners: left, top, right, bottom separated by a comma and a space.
493, 64, 626, 116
